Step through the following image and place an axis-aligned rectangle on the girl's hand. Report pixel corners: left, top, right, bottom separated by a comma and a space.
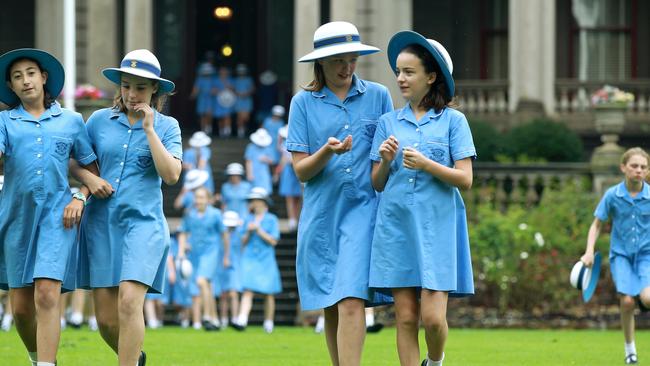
402, 147, 429, 171
86, 175, 114, 199
327, 135, 352, 154
379, 135, 399, 163
580, 252, 594, 267
223, 256, 231, 269
63, 198, 84, 229
134, 103, 155, 131
247, 222, 258, 232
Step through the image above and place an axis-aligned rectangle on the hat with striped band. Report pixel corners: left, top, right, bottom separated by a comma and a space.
103, 49, 175, 93
298, 21, 380, 62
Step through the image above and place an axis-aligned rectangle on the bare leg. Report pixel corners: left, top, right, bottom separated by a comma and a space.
238, 291, 254, 325
191, 296, 202, 327
393, 288, 420, 365
323, 305, 339, 366
33, 279, 63, 362
621, 295, 636, 344
420, 290, 449, 362
93, 287, 119, 353
336, 298, 366, 366
264, 295, 275, 321
117, 281, 148, 366
10, 287, 37, 352
229, 291, 240, 321
197, 278, 216, 321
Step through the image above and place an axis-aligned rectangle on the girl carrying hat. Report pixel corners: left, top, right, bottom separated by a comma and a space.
286, 21, 393, 365
0, 48, 97, 366
233, 63, 255, 138
369, 31, 475, 366
71, 48, 182, 366
190, 62, 216, 135
245, 128, 274, 194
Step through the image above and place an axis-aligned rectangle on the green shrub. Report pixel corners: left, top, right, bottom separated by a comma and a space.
468, 119, 504, 162
503, 119, 584, 162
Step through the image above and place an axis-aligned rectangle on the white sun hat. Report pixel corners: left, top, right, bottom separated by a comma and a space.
271, 105, 285, 117
246, 186, 272, 205
102, 49, 175, 93
177, 257, 193, 280
0, 175, 5, 191
183, 169, 210, 190
250, 128, 273, 147
278, 125, 288, 139
225, 162, 245, 176
298, 21, 380, 62
569, 252, 602, 303
189, 131, 212, 148
222, 210, 241, 228
259, 70, 277, 85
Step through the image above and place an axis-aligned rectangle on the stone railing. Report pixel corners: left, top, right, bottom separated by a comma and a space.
455, 79, 509, 114
556, 79, 650, 114
467, 162, 592, 208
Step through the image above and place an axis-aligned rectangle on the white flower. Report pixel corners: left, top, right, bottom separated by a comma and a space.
518, 223, 528, 230
478, 273, 486, 280
500, 283, 508, 290
535, 232, 545, 247
520, 251, 529, 260
501, 275, 509, 283
496, 259, 504, 269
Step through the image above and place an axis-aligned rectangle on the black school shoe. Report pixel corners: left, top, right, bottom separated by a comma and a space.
366, 323, 384, 333
625, 353, 638, 364
231, 322, 246, 331
420, 360, 428, 366
202, 320, 220, 331
138, 351, 147, 366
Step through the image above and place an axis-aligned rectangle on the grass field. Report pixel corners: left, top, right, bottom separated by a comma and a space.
1, 326, 647, 365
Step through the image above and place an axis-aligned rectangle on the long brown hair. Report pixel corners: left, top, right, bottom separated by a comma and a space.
112, 78, 170, 113
400, 44, 456, 111
5, 57, 56, 109
302, 62, 326, 92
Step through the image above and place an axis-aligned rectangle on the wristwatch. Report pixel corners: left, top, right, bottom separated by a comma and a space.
72, 191, 87, 205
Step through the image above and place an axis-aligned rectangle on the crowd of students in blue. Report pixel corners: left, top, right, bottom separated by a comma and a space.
0, 19, 648, 366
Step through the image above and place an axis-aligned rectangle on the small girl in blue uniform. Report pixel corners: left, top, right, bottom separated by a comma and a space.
263, 105, 286, 164
213, 66, 235, 138
245, 128, 274, 194
221, 162, 252, 218
183, 131, 214, 193
173, 169, 210, 212
218, 210, 244, 327
233, 64, 255, 138
275, 125, 302, 231
190, 62, 216, 135
232, 187, 281, 333
369, 31, 475, 366
0, 48, 97, 366
287, 21, 393, 365
581, 147, 650, 365
177, 187, 230, 331
74, 49, 182, 366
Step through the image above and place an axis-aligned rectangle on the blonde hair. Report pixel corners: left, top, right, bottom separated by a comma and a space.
621, 147, 650, 165
112, 78, 170, 113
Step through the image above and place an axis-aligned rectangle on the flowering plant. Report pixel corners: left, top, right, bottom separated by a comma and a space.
591, 84, 634, 107
74, 84, 106, 100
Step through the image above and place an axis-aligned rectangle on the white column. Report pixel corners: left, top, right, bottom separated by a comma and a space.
125, 0, 153, 52
330, 0, 357, 23
292, 0, 320, 93
509, 0, 556, 115
86, 0, 118, 91
63, 0, 76, 110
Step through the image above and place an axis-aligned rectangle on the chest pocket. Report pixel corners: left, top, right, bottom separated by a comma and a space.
51, 136, 72, 161
135, 147, 153, 170
358, 115, 379, 142
426, 137, 451, 166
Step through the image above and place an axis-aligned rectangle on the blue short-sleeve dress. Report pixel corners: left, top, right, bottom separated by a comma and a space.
240, 212, 282, 295
78, 108, 182, 294
262, 118, 285, 163
194, 76, 215, 115
278, 141, 302, 197
0, 102, 97, 291
244, 143, 273, 193
221, 180, 252, 218
218, 225, 244, 292
233, 76, 254, 113
183, 146, 214, 193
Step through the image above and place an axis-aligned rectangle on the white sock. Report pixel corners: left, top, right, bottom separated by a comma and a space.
2, 313, 13, 330
365, 313, 375, 327
427, 352, 444, 366
88, 316, 98, 331
220, 317, 229, 326
263, 319, 274, 333
70, 312, 83, 325
37, 363, 56, 366
238, 314, 248, 326
192, 322, 202, 330
625, 341, 637, 356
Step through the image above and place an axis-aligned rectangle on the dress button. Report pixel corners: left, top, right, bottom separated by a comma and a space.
37, 153, 42, 158
115, 178, 120, 183
36, 124, 40, 128
123, 144, 128, 148
409, 178, 414, 183
414, 143, 419, 147
345, 168, 351, 173
128, 130, 132, 133
120, 162, 124, 166
36, 170, 41, 175
416, 128, 420, 132
37, 137, 42, 142
344, 125, 349, 129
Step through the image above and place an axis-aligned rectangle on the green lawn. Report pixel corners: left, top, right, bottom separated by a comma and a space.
0, 326, 646, 365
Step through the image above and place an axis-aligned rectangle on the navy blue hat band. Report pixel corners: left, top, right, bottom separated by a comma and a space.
120, 59, 160, 77
314, 34, 360, 49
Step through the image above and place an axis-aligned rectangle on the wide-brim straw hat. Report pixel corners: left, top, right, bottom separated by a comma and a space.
259, 70, 277, 85
271, 105, 285, 117
278, 125, 288, 139
387, 31, 455, 97
103, 49, 175, 93
222, 210, 241, 227
183, 169, 210, 190
246, 186, 272, 205
189, 131, 212, 148
298, 21, 380, 62
198, 62, 215, 76
0, 48, 65, 106
250, 128, 273, 147
225, 163, 245, 176
569, 252, 601, 303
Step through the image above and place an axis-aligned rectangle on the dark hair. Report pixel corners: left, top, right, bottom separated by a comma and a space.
5, 57, 56, 109
112, 77, 170, 113
302, 62, 326, 92
400, 44, 456, 111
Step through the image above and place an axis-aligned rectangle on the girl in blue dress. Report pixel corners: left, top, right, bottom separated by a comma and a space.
177, 187, 230, 331
183, 131, 214, 193
0, 48, 97, 366
369, 31, 475, 366
287, 21, 393, 365
233, 64, 255, 138
220, 162, 252, 218
581, 148, 650, 365
275, 125, 302, 231
218, 210, 244, 327
74, 49, 182, 366
232, 187, 281, 333
263, 105, 286, 164
213, 66, 235, 138
245, 128, 274, 194
190, 62, 216, 135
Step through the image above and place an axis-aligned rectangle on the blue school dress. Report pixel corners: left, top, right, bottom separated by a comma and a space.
218, 226, 244, 292
244, 143, 273, 193
168, 235, 192, 307
240, 212, 282, 294
212, 77, 234, 119
233, 76, 254, 113
368, 105, 476, 297
78, 108, 182, 294
278, 141, 302, 197
595, 181, 650, 296
183, 146, 214, 193
221, 180, 252, 218
262, 118, 284, 163
194, 75, 215, 115
0, 102, 96, 292
286, 75, 393, 310
178, 206, 224, 296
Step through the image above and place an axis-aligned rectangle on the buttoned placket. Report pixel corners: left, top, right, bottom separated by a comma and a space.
113, 126, 134, 192
33, 120, 46, 200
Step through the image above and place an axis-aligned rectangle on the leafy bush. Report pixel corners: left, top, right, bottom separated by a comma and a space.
468, 119, 504, 162
503, 119, 585, 162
